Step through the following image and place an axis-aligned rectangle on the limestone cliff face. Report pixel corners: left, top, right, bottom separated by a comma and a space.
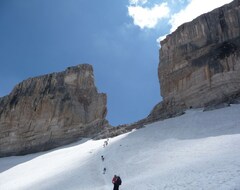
0, 64, 108, 157
92, 0, 240, 140
98, 0, 240, 139
158, 0, 240, 111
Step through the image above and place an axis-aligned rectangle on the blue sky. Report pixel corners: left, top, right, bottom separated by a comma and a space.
0, 0, 232, 126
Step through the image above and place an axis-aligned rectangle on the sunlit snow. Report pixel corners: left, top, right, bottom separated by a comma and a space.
1, 104, 240, 190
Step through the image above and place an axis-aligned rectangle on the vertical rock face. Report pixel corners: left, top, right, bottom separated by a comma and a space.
158, 0, 240, 110
0, 64, 108, 157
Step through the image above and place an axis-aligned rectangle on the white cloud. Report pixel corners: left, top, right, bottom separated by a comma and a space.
169, 0, 233, 32
157, 0, 233, 43
156, 35, 167, 44
127, 0, 233, 42
128, 3, 170, 29
129, 0, 148, 5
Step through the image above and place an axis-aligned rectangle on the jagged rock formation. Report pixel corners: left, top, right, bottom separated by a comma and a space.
152, 0, 240, 120
0, 64, 108, 157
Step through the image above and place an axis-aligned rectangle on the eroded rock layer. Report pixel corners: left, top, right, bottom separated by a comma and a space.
0, 64, 108, 157
158, 0, 240, 111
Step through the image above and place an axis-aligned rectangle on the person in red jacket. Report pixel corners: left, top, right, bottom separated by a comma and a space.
112, 175, 122, 190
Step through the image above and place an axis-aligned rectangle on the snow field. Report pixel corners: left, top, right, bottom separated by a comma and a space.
1, 104, 240, 189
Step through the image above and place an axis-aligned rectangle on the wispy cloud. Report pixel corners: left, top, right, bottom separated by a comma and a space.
128, 3, 170, 29
127, 0, 233, 43
156, 0, 233, 44
169, 0, 233, 33
129, 0, 148, 5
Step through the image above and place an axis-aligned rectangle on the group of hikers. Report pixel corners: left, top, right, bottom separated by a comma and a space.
101, 139, 122, 190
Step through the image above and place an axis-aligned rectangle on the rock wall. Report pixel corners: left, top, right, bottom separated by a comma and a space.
90, 0, 240, 140
158, 0, 240, 111
97, 0, 240, 139
0, 64, 108, 157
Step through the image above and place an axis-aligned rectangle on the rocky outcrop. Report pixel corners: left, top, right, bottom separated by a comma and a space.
157, 0, 240, 116
0, 64, 108, 157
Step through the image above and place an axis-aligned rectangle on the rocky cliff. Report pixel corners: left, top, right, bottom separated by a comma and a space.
97, 0, 240, 139
153, 0, 240, 118
2, 1, 240, 156
0, 64, 108, 157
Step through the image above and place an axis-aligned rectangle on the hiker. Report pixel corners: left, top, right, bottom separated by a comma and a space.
101, 155, 104, 161
104, 140, 108, 146
112, 175, 122, 190
103, 141, 107, 147
103, 139, 109, 148
103, 167, 106, 174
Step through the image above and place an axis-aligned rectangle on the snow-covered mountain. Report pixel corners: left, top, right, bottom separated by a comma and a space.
1, 104, 240, 190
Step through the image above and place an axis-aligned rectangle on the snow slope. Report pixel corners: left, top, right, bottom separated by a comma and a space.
1, 104, 240, 190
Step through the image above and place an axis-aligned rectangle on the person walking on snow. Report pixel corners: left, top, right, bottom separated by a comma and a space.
103, 167, 106, 174
101, 155, 104, 161
112, 175, 122, 190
